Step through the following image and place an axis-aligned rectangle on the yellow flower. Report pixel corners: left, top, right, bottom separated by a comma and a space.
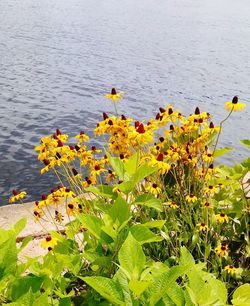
146, 183, 162, 195
201, 200, 213, 209
224, 96, 246, 112
204, 185, 218, 194
41, 236, 58, 250
105, 88, 123, 101
186, 194, 198, 203
9, 190, 27, 203
215, 244, 228, 257
197, 223, 208, 232
224, 265, 237, 275
167, 201, 178, 209
216, 213, 229, 223
75, 130, 90, 144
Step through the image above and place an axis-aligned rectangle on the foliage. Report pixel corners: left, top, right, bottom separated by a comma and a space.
3, 92, 249, 305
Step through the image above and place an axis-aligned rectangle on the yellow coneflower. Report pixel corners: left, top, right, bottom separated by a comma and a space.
186, 194, 198, 203
201, 200, 213, 209
168, 201, 179, 209
197, 223, 208, 232
41, 236, 58, 250
224, 96, 246, 112
215, 244, 229, 257
204, 185, 218, 194
146, 183, 162, 195
9, 190, 27, 203
105, 88, 124, 102
216, 213, 229, 224
224, 265, 237, 275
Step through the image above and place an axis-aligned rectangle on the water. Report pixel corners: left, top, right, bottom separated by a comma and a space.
0, 0, 249, 205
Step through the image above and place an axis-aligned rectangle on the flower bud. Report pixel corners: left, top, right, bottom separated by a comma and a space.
195, 107, 200, 115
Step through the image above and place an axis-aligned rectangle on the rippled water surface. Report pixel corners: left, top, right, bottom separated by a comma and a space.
0, 0, 249, 204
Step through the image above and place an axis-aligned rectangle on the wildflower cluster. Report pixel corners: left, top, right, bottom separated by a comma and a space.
9, 92, 248, 297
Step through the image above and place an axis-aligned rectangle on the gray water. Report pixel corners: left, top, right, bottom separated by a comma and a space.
0, 0, 249, 205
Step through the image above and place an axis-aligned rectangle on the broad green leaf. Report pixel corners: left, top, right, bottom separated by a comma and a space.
240, 139, 250, 149
213, 147, 233, 158
0, 231, 18, 277
143, 220, 166, 228
106, 152, 126, 180
124, 151, 140, 175
77, 214, 102, 239
86, 185, 116, 199
114, 270, 133, 306
116, 181, 135, 194
149, 265, 190, 306
108, 196, 131, 226
133, 194, 163, 212
132, 163, 157, 184
13, 218, 27, 235
81, 276, 125, 305
232, 284, 250, 306
180, 247, 195, 267
65, 219, 81, 239
165, 282, 185, 306
10, 275, 44, 301
118, 233, 146, 280
130, 225, 163, 244
129, 279, 150, 298
59, 297, 72, 306
187, 270, 227, 306
18, 236, 32, 254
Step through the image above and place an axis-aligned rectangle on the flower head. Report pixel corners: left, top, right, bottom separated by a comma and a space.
224, 265, 237, 275
224, 96, 246, 112
41, 235, 58, 250
216, 213, 229, 224
9, 190, 27, 203
197, 222, 208, 232
215, 244, 229, 257
105, 88, 123, 102
186, 194, 198, 203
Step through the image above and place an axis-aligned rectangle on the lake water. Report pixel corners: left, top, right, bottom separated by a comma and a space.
0, 0, 249, 205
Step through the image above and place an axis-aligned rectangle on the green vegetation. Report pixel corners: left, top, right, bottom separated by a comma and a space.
2, 92, 249, 305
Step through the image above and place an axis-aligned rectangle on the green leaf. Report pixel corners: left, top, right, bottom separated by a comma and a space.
10, 275, 44, 301
240, 139, 250, 149
179, 247, 195, 267
106, 152, 126, 180
13, 218, 27, 235
187, 270, 227, 306
108, 196, 131, 227
18, 236, 32, 254
124, 151, 140, 175
165, 282, 185, 306
77, 214, 103, 239
213, 147, 233, 158
130, 225, 163, 244
116, 181, 135, 194
143, 220, 166, 228
149, 265, 190, 306
132, 163, 157, 184
118, 233, 146, 280
232, 284, 250, 306
114, 270, 133, 306
129, 279, 150, 298
81, 276, 125, 305
86, 185, 116, 199
133, 194, 163, 212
